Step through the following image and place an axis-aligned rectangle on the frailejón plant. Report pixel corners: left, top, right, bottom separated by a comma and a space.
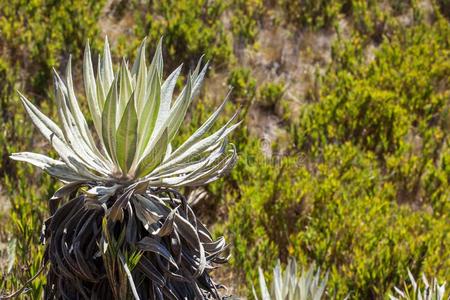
390, 270, 449, 300
10, 37, 239, 299
253, 258, 328, 300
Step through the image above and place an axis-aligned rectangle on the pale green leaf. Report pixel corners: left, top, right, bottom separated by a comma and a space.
166, 73, 192, 141
53, 71, 111, 175
156, 113, 240, 173
148, 37, 163, 80
135, 128, 168, 178
137, 69, 161, 157
65, 55, 101, 154
116, 97, 138, 174
102, 76, 119, 163
169, 93, 230, 159
10, 152, 97, 182
96, 55, 107, 109
103, 36, 114, 92
132, 38, 148, 111
18, 93, 98, 177
117, 59, 133, 125
191, 61, 208, 99
6, 238, 16, 274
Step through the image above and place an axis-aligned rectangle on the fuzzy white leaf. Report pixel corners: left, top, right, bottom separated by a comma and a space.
18, 93, 99, 178
169, 93, 230, 159
153, 64, 182, 135
102, 36, 114, 94
10, 152, 96, 182
83, 42, 102, 138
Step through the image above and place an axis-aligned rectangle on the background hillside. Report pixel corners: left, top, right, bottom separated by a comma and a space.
0, 0, 449, 298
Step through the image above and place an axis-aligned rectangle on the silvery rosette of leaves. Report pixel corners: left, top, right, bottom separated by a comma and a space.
11, 37, 239, 299
253, 259, 328, 300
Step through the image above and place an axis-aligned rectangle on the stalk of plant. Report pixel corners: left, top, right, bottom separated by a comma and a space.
10, 37, 239, 299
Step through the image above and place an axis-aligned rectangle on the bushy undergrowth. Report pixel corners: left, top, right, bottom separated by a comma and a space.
0, 0, 449, 299
258, 82, 285, 109
127, 0, 232, 69
227, 67, 257, 104
230, 0, 264, 46
217, 10, 450, 300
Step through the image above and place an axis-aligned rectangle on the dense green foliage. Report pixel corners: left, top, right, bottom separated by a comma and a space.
258, 82, 285, 109
0, 0, 449, 299
127, 0, 232, 69
221, 10, 450, 300
227, 67, 257, 103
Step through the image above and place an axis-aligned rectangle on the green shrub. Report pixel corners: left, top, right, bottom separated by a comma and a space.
258, 82, 285, 109
0, 0, 104, 96
130, 0, 232, 69
290, 144, 450, 299
435, 0, 450, 19
277, 0, 407, 43
297, 19, 450, 207
231, 0, 265, 45
278, 0, 343, 30
0, 65, 59, 295
389, 0, 413, 16
227, 67, 257, 105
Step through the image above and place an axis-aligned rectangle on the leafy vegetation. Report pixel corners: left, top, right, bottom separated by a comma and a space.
227, 67, 257, 104
217, 3, 450, 299
128, 0, 232, 69
258, 82, 285, 109
278, 0, 342, 29
231, 0, 264, 45
0, 0, 449, 299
